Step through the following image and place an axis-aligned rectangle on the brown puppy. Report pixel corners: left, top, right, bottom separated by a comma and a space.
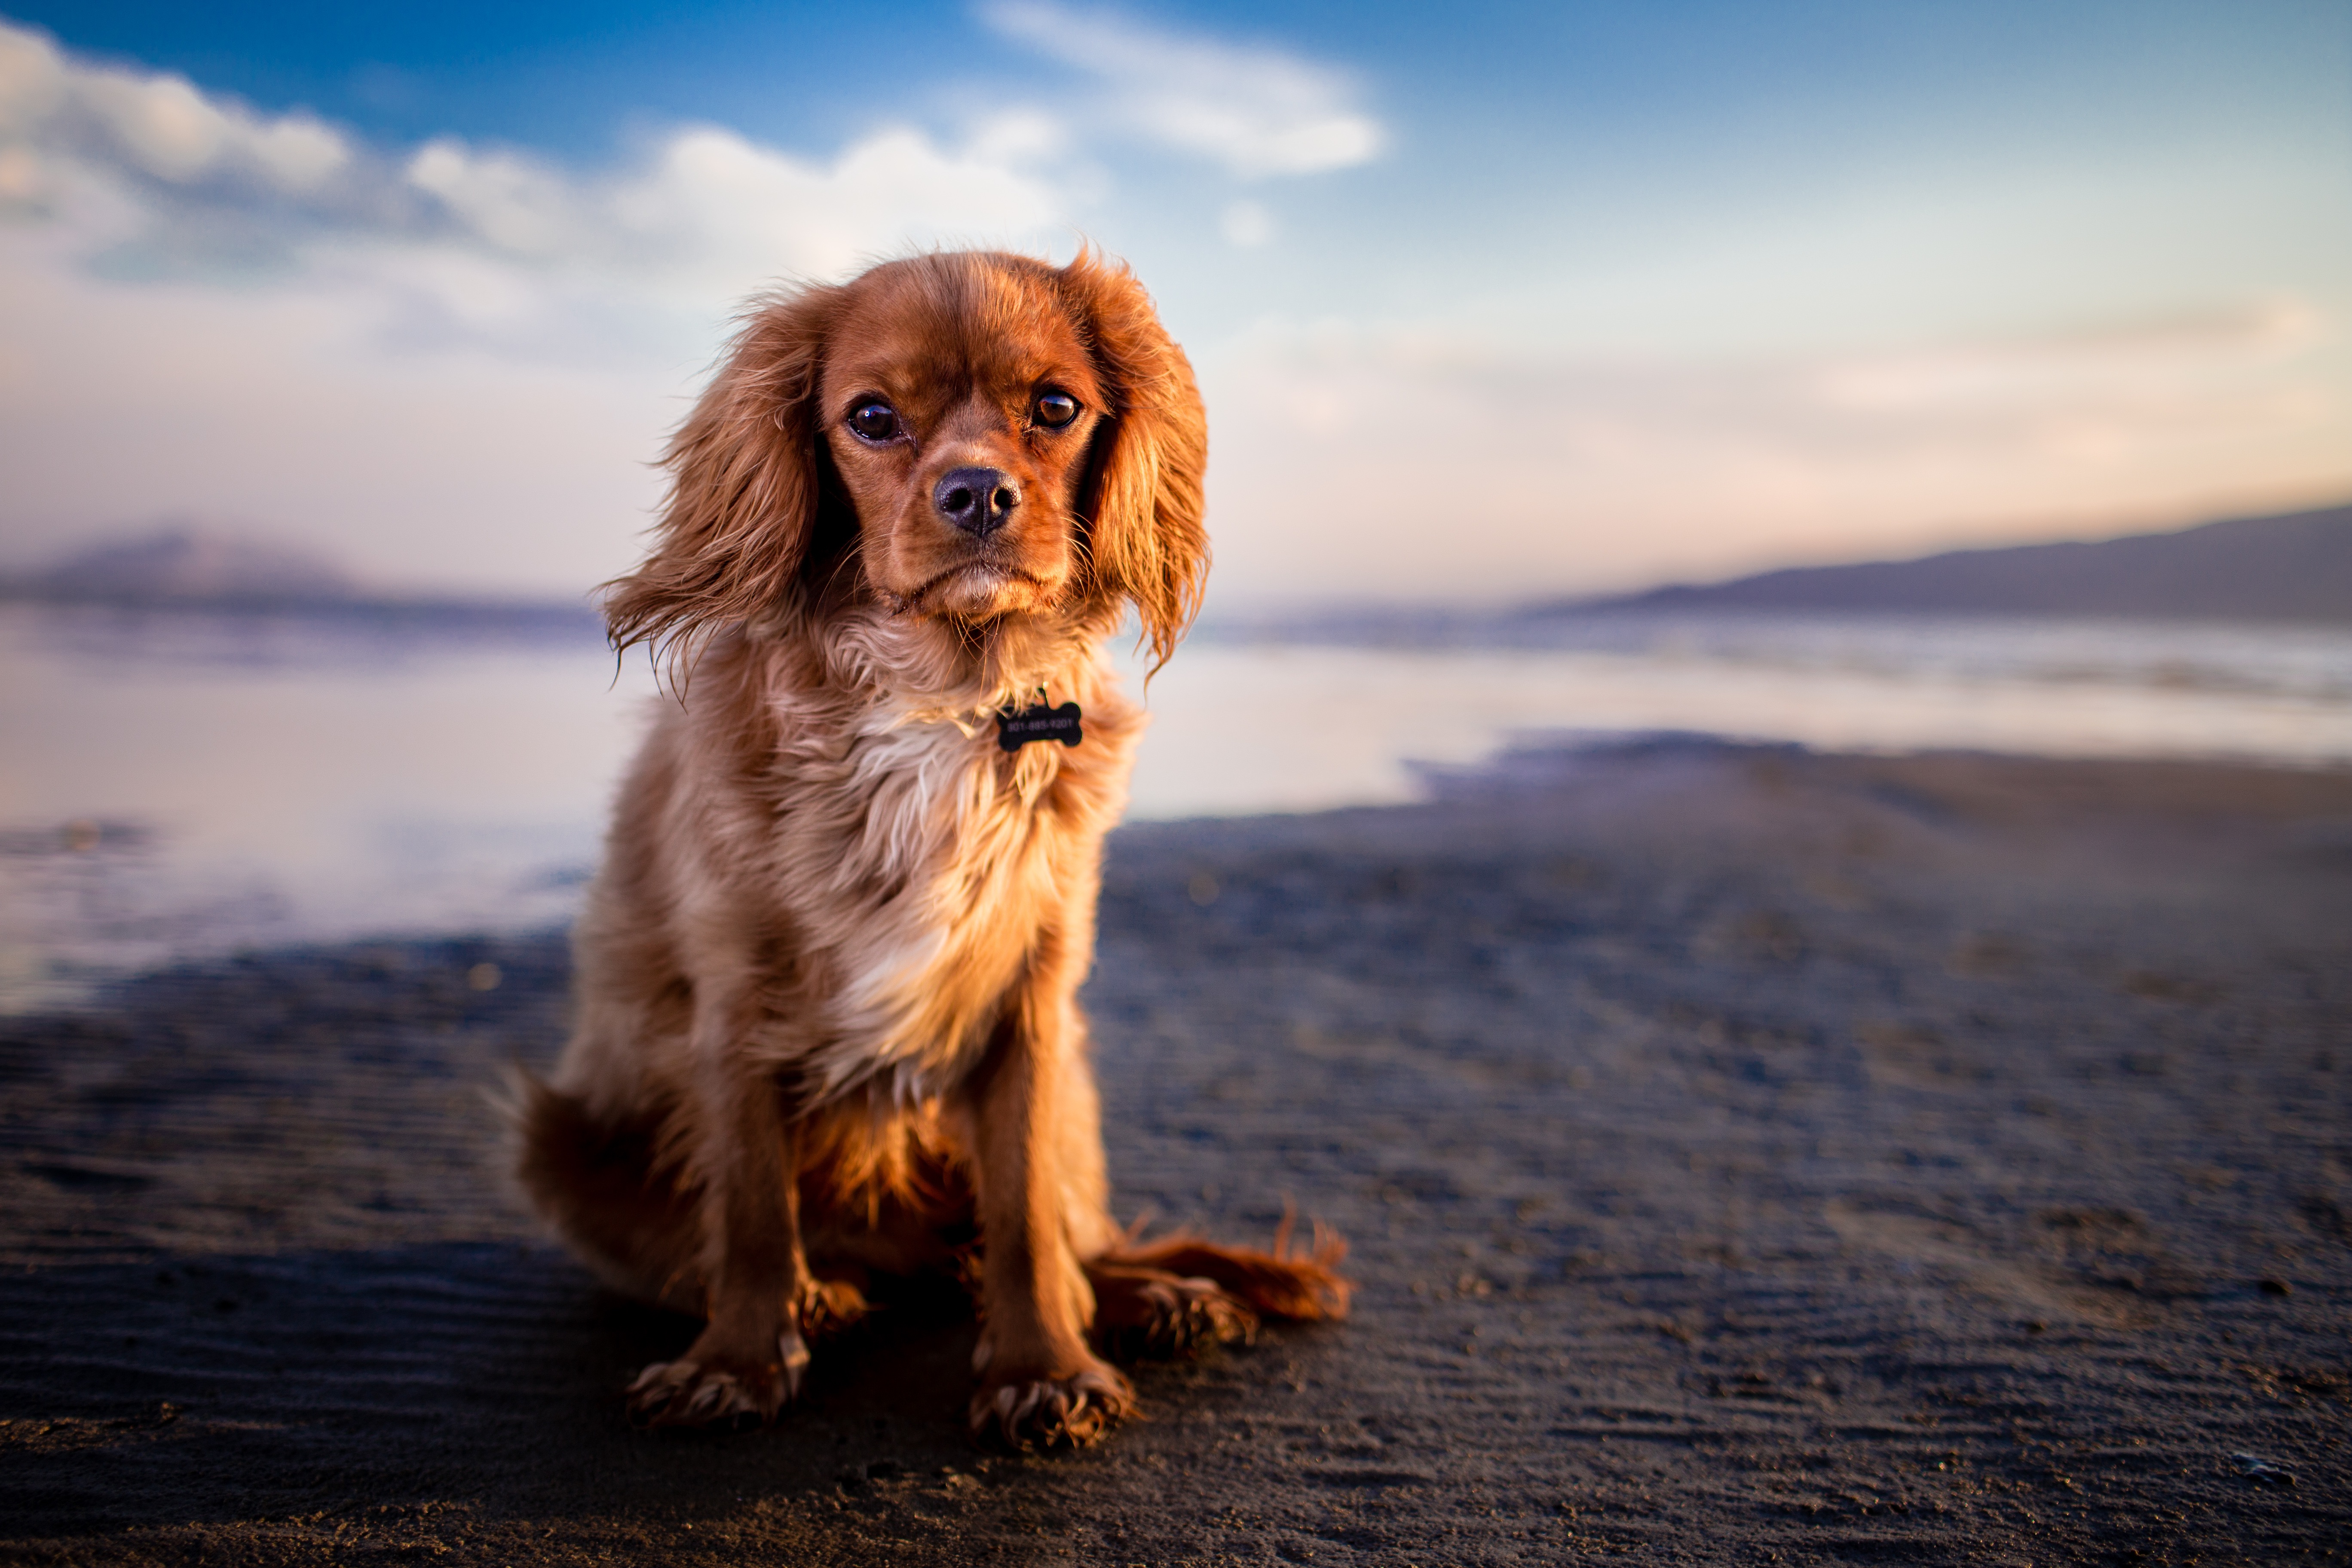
515, 250, 1346, 1449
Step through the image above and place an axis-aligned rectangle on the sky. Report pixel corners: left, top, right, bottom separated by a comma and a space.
1, 1, 2346, 609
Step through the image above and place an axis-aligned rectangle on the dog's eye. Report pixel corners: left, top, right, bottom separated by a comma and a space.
847, 401, 899, 442
1033, 392, 1079, 429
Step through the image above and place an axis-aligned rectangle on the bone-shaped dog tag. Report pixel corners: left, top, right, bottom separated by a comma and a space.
997, 701, 1083, 751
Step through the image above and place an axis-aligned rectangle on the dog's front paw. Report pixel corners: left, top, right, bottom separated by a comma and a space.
627, 1328, 811, 1430
966, 1361, 1134, 1451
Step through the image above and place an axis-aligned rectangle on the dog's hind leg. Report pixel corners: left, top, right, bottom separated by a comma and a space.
510, 1072, 702, 1314
1086, 1218, 1352, 1362
1084, 1258, 1259, 1360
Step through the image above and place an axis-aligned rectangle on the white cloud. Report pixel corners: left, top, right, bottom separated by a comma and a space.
0, 17, 1076, 309
3, 23, 351, 195
0, 22, 69, 132
603, 120, 1071, 296
395, 115, 1074, 295
980, 2, 1383, 178
405, 138, 580, 255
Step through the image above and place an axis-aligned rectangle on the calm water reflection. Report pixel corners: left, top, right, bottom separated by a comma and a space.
5, 600, 2348, 1009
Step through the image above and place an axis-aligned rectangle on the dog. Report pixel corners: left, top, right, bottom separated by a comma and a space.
514, 249, 1347, 1449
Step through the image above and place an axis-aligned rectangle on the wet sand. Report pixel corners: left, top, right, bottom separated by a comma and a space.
4, 741, 2349, 1564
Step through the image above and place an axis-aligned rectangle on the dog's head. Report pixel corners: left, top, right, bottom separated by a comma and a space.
607, 250, 1208, 675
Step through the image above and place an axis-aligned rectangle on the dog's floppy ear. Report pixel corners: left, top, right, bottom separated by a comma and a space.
604, 283, 842, 669
1060, 249, 1210, 675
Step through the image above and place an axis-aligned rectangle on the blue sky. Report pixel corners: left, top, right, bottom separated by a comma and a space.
2, 2, 2346, 604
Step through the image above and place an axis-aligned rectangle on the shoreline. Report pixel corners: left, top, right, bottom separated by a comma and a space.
5, 743, 2348, 1562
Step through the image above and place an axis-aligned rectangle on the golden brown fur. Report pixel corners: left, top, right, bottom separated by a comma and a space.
515, 250, 1346, 1449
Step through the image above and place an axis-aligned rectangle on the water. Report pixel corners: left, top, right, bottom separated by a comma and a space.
5, 600, 2347, 1010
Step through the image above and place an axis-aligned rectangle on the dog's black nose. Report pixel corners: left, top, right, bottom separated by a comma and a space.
933, 467, 1019, 537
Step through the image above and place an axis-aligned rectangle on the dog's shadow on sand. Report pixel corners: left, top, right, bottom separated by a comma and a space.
2, 1238, 1116, 1533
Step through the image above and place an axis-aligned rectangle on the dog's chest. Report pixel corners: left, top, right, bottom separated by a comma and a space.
783, 701, 1099, 1090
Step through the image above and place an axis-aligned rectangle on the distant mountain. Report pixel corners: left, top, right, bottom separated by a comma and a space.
5, 526, 358, 606
1543, 503, 2352, 624
0, 525, 601, 637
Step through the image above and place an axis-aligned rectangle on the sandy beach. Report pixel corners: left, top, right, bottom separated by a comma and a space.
3, 739, 2348, 1564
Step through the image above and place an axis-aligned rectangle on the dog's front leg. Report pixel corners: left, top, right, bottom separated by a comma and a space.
627, 983, 815, 1429
963, 977, 1134, 1448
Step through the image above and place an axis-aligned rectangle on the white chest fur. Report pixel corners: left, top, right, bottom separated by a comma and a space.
786, 694, 1102, 1102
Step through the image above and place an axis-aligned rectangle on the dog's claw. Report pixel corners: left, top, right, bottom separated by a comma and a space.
967, 1363, 1134, 1451
627, 1332, 809, 1430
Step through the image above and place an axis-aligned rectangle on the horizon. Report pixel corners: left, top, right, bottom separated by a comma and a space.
1, 3, 2346, 610
10, 496, 2346, 622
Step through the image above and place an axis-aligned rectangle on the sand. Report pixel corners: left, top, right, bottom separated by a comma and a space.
3, 740, 2348, 1564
